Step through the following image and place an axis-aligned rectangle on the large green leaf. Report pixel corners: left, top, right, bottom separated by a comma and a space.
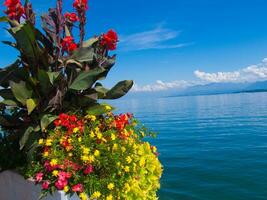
19, 126, 34, 150
97, 56, 116, 80
1, 99, 18, 106
0, 89, 14, 99
102, 80, 134, 99
69, 68, 105, 90
69, 47, 95, 63
26, 98, 38, 114
40, 114, 57, 131
10, 81, 33, 105
0, 60, 21, 88
47, 71, 60, 84
37, 70, 51, 95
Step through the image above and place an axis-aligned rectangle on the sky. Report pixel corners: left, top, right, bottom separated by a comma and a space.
1, 0, 267, 92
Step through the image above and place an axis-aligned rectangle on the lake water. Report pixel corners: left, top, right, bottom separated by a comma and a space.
110, 92, 267, 200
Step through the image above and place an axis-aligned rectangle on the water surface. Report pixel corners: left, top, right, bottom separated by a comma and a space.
111, 92, 267, 200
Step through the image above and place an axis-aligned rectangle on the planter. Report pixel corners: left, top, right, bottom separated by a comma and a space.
0, 171, 81, 200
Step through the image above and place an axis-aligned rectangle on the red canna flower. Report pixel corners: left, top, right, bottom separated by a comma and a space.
72, 183, 84, 192
73, 0, 88, 11
61, 36, 78, 53
4, 0, 25, 21
100, 29, 119, 50
64, 12, 79, 23
42, 180, 50, 190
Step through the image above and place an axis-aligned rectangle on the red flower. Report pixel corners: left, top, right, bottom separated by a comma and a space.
4, 0, 24, 21
55, 179, 68, 190
42, 180, 50, 190
100, 29, 119, 50
72, 183, 84, 192
73, 0, 88, 11
64, 12, 79, 23
44, 160, 58, 172
35, 172, 43, 183
61, 36, 78, 53
83, 165, 94, 175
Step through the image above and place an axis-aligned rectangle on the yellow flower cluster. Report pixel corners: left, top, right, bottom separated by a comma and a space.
31, 112, 162, 200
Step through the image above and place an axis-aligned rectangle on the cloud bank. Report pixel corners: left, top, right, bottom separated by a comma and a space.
133, 58, 267, 92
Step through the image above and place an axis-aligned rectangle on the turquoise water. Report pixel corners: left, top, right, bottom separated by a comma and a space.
111, 92, 267, 200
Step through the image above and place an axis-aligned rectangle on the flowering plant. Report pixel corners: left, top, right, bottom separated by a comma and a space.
27, 111, 162, 199
0, 0, 133, 169
0, 0, 163, 199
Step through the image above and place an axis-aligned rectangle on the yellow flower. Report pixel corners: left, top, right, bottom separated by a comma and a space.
83, 147, 90, 155
121, 147, 126, 153
43, 151, 49, 157
91, 191, 101, 199
152, 146, 157, 153
106, 194, 113, 200
90, 131, 95, 138
50, 159, 58, 166
124, 183, 130, 193
124, 166, 130, 172
126, 156, 132, 164
38, 139, 44, 145
86, 115, 96, 121
112, 144, 118, 151
81, 155, 89, 162
95, 127, 100, 132
105, 105, 112, 111
63, 186, 69, 193
88, 155, 95, 163
96, 132, 102, 139
78, 137, 82, 142
73, 127, 79, 133
94, 150, 100, 157
139, 157, 145, 167
79, 192, 87, 200
111, 133, 116, 141
45, 139, 53, 146
52, 170, 59, 177
67, 138, 73, 143
107, 183, 114, 190
68, 153, 73, 157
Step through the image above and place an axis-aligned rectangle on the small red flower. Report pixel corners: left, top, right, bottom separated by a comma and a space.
100, 29, 119, 50
73, 0, 88, 11
72, 183, 84, 192
83, 165, 94, 175
64, 12, 79, 23
61, 36, 78, 53
35, 172, 43, 183
4, 0, 24, 21
55, 179, 68, 190
42, 180, 50, 190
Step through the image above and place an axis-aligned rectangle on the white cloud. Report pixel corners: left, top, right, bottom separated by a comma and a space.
119, 25, 191, 51
132, 80, 197, 92
194, 58, 267, 83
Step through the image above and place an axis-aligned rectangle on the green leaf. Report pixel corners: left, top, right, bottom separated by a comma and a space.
47, 72, 60, 84
26, 98, 38, 114
0, 59, 21, 88
69, 47, 95, 63
10, 81, 33, 105
0, 16, 8, 22
37, 69, 51, 94
102, 80, 134, 99
98, 56, 116, 80
82, 37, 99, 47
69, 68, 105, 90
0, 88, 14, 99
86, 103, 114, 116
1, 99, 18, 106
94, 83, 109, 99
19, 126, 34, 150
40, 114, 57, 131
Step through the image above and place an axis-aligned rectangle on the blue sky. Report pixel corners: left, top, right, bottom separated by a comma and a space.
1, 0, 267, 91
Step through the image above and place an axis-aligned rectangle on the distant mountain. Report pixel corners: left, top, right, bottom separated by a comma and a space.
172, 81, 267, 97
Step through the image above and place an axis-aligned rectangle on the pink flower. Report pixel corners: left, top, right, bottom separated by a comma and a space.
44, 160, 57, 172
58, 171, 72, 180
42, 180, 50, 190
83, 165, 93, 175
72, 183, 84, 192
35, 172, 43, 182
55, 179, 68, 190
